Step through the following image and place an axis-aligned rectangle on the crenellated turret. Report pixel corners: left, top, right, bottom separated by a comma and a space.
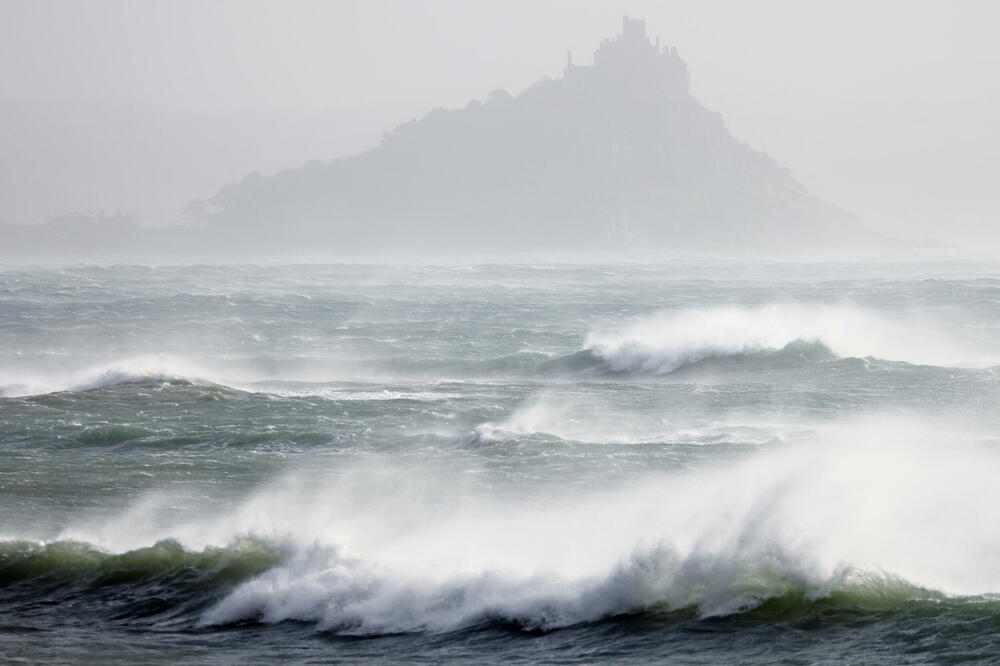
567, 15, 690, 97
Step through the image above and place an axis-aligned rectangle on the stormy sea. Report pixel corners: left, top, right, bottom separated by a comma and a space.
3, 260, 1000, 664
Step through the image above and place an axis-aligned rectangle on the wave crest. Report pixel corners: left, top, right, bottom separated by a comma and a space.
0, 354, 229, 397
8, 419, 999, 634
0, 537, 279, 586
200, 543, 944, 634
584, 305, 894, 374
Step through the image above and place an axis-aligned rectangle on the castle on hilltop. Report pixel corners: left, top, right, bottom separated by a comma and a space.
189, 12, 861, 256
564, 16, 690, 96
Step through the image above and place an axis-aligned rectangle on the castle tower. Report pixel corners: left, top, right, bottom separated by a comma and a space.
586, 16, 690, 97
621, 15, 648, 47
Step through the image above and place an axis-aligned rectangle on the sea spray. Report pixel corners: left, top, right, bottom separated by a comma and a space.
25, 417, 1000, 634
6, 262, 1000, 662
584, 304, 983, 373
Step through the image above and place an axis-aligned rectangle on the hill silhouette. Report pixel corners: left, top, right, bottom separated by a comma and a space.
2, 17, 873, 258
193, 16, 862, 255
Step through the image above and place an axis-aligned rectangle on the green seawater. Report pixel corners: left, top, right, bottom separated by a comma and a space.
3, 261, 1000, 664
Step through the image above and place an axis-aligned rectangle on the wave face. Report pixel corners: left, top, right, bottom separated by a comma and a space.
6, 262, 1000, 663
0, 538, 278, 587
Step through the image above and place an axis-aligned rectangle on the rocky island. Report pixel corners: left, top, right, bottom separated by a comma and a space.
193, 16, 860, 255
4, 17, 870, 257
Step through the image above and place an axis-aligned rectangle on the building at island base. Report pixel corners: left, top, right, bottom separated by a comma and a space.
564, 15, 690, 99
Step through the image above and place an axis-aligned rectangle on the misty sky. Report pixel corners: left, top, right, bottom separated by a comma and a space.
2, 0, 998, 246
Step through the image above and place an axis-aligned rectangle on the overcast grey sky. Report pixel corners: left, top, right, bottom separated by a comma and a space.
2, 0, 998, 246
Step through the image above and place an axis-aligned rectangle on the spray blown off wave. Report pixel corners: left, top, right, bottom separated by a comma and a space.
0, 354, 226, 398
0, 303, 982, 399
9, 263, 1000, 662
583, 304, 970, 374
28, 419, 999, 635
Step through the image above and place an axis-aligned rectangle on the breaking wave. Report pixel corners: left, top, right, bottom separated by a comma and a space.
0, 355, 466, 401
582, 304, 973, 374
0, 354, 226, 398
200, 542, 949, 634
0, 536, 962, 632
20, 419, 1000, 635
0, 304, 986, 398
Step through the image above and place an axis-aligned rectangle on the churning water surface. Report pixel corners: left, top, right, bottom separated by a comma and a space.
3, 261, 1000, 664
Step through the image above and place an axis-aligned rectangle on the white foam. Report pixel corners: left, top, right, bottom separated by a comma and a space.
471, 392, 792, 445
264, 388, 463, 402
47, 417, 1000, 634
0, 353, 222, 397
584, 304, 986, 373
